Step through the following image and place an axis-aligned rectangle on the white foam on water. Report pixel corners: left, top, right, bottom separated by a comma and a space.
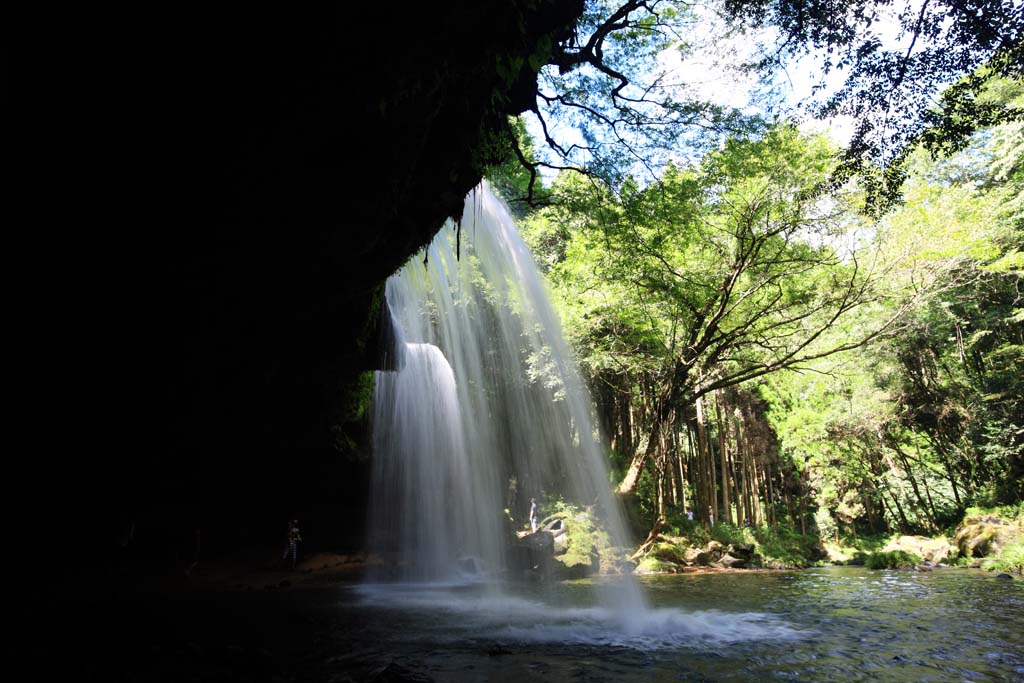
353, 583, 805, 650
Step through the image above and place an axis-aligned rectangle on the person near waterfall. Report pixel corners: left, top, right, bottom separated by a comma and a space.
529, 498, 538, 533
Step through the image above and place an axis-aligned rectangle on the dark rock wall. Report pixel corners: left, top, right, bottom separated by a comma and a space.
33, 2, 584, 574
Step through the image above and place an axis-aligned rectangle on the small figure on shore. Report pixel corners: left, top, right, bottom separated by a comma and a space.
283, 519, 301, 569
686, 510, 693, 521
529, 498, 538, 533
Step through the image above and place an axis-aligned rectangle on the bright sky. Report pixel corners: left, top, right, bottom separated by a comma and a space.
526, 0, 921, 181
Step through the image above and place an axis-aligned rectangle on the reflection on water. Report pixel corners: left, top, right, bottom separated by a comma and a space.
334, 568, 1023, 682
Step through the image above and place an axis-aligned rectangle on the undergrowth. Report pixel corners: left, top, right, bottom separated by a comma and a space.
866, 550, 922, 569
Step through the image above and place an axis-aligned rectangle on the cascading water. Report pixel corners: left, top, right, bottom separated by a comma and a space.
368, 183, 643, 610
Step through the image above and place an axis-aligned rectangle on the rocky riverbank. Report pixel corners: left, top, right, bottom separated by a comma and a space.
629, 504, 1023, 575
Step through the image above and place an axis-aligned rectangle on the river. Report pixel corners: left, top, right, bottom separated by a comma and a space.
336, 568, 1022, 682
57, 566, 1023, 681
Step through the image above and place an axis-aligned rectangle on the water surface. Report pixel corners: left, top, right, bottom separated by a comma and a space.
334, 568, 1023, 682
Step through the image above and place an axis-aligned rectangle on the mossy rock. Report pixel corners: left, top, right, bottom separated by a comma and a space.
954, 519, 1023, 558
866, 550, 922, 569
651, 541, 688, 564
980, 542, 1024, 574
883, 535, 952, 564
635, 557, 682, 574
554, 549, 599, 579
542, 507, 614, 578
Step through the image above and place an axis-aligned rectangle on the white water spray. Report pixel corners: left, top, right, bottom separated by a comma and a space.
368, 183, 644, 611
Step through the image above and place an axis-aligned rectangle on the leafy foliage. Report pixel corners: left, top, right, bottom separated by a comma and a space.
508, 68, 1022, 559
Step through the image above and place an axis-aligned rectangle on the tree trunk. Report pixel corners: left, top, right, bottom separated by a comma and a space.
894, 448, 936, 532
765, 459, 777, 528
748, 453, 760, 527
884, 485, 911, 532
714, 392, 733, 525
695, 394, 713, 526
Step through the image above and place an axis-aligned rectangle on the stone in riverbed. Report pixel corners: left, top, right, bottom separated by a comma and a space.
684, 547, 709, 566
719, 553, 748, 569
727, 543, 755, 557
508, 530, 555, 580
651, 541, 687, 565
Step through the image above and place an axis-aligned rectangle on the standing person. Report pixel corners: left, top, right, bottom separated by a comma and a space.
283, 519, 301, 569
529, 498, 538, 533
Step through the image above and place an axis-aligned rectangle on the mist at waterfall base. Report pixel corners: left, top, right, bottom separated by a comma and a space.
362, 184, 795, 647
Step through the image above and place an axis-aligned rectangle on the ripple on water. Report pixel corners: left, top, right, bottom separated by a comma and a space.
342, 570, 1024, 683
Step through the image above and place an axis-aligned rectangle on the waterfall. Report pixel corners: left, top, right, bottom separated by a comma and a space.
368, 183, 644, 609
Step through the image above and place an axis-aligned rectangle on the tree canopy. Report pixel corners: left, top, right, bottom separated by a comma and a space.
513, 74, 1022, 540
507, 0, 1023, 210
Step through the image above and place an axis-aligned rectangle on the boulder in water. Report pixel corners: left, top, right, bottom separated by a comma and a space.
651, 541, 688, 565
684, 547, 710, 566
508, 531, 555, 580
719, 553, 748, 569
635, 556, 682, 574
728, 543, 755, 557
883, 535, 952, 564
554, 551, 599, 580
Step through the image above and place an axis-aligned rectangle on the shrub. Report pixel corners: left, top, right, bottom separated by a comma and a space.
866, 550, 922, 569
982, 542, 1024, 573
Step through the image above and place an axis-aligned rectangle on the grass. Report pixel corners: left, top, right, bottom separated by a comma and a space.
636, 556, 681, 573
982, 542, 1024, 573
962, 502, 1024, 522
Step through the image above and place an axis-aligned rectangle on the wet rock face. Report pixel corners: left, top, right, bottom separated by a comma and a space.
54, 2, 586, 564
509, 531, 556, 581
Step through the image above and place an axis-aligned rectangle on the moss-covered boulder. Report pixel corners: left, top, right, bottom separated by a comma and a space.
954, 515, 1024, 558
883, 535, 953, 564
539, 507, 613, 579
635, 557, 683, 574
651, 541, 688, 565
866, 550, 922, 569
